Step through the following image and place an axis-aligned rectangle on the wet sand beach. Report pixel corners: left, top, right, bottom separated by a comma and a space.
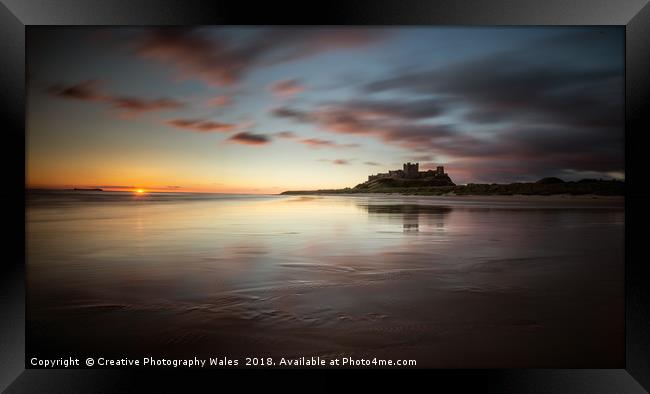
27, 191, 624, 367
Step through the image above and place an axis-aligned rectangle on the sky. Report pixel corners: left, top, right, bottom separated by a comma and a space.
27, 27, 624, 193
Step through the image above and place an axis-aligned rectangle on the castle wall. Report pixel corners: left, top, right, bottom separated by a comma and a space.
368, 163, 447, 182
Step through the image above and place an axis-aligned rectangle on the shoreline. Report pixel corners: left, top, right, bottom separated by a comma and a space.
282, 192, 624, 199
281, 179, 624, 198
280, 193, 625, 207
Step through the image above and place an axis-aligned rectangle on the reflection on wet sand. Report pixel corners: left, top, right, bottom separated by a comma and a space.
359, 203, 452, 232
27, 192, 624, 367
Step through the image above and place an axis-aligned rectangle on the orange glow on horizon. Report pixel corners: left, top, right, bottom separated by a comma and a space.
25, 183, 292, 195
26, 169, 355, 194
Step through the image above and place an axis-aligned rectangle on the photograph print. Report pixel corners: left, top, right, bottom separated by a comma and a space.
26, 26, 624, 368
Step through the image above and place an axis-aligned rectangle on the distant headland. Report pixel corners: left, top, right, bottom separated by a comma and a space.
281, 163, 624, 196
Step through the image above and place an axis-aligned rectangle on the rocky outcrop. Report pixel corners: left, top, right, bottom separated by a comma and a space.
355, 173, 455, 190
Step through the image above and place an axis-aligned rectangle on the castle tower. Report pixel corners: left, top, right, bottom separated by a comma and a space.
436, 166, 444, 175
403, 162, 419, 178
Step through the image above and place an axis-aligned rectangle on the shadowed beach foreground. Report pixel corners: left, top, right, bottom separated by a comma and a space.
27, 191, 624, 367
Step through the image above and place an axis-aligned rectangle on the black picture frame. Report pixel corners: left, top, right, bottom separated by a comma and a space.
2, 0, 649, 392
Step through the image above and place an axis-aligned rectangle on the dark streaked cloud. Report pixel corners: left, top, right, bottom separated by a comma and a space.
47, 80, 104, 101
271, 107, 312, 122
271, 104, 462, 151
364, 161, 380, 166
299, 138, 359, 149
276, 131, 297, 139
318, 158, 351, 165
271, 97, 447, 124
134, 29, 239, 86
409, 154, 435, 162
205, 95, 232, 107
165, 118, 237, 133
330, 98, 447, 120
110, 97, 183, 119
47, 80, 184, 118
273, 30, 623, 182
134, 27, 389, 87
367, 65, 622, 129
365, 31, 623, 129
228, 132, 271, 145
268, 79, 306, 97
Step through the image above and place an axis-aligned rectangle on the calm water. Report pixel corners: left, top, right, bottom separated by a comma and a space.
27, 190, 624, 367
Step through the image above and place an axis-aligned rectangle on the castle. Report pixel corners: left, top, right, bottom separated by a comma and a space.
368, 162, 447, 181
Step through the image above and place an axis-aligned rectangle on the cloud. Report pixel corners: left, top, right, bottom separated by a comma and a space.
271, 97, 446, 125
165, 118, 237, 132
298, 138, 359, 149
268, 79, 306, 97
408, 155, 435, 162
228, 132, 271, 145
318, 158, 351, 165
270, 107, 312, 122
273, 30, 624, 182
276, 131, 297, 139
134, 29, 238, 86
47, 80, 184, 118
271, 104, 460, 151
273, 130, 360, 149
272, 98, 621, 182
364, 161, 380, 166
206, 95, 232, 107
329, 98, 447, 120
110, 97, 184, 118
47, 80, 104, 101
365, 31, 623, 129
133, 27, 389, 86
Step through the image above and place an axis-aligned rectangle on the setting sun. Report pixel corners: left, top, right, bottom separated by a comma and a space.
135, 189, 145, 194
